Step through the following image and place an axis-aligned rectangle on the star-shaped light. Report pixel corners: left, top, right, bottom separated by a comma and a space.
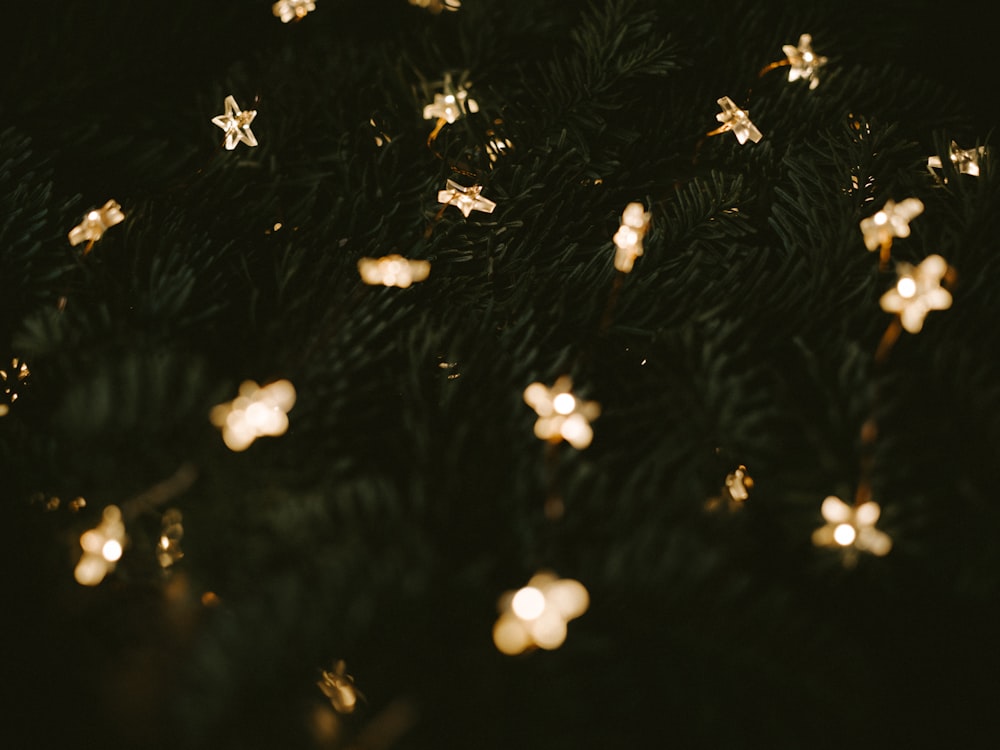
492, 571, 589, 655
211, 95, 258, 150
409, 0, 461, 12
860, 198, 924, 253
725, 465, 753, 503
317, 660, 362, 714
523, 376, 600, 450
68, 199, 125, 253
710, 96, 762, 144
272, 0, 315, 22
879, 254, 953, 333
437, 179, 496, 217
357, 254, 430, 288
812, 496, 892, 559
423, 76, 478, 124
927, 140, 986, 178
210, 379, 296, 451
74, 505, 127, 586
782, 33, 828, 89
613, 202, 651, 273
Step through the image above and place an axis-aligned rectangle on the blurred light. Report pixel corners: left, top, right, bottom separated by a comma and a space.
511, 587, 545, 620
68, 200, 124, 253
493, 572, 589, 655
317, 660, 361, 714
879, 254, 953, 333
833, 524, 856, 546
74, 505, 126, 586
358, 254, 430, 288
613, 202, 651, 272
812, 495, 892, 560
860, 198, 923, 253
273, 0, 315, 23
524, 376, 600, 449
210, 379, 296, 451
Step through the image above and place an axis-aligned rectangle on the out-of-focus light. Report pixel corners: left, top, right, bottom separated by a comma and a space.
317, 660, 361, 714
879, 254, 953, 333
358, 254, 431, 288
613, 202, 651, 272
273, 0, 315, 22
812, 495, 892, 561
210, 379, 296, 451
68, 201, 124, 253
524, 376, 600, 449
423, 74, 477, 123
74, 505, 127, 586
860, 198, 923, 253
493, 572, 589, 655
409, 0, 461, 13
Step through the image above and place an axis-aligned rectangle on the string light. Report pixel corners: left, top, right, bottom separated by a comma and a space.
706, 464, 753, 512
422, 74, 478, 125
927, 140, 986, 179
776, 34, 828, 89
812, 495, 892, 560
523, 376, 600, 449
879, 254, 953, 333
317, 660, 361, 714
860, 198, 923, 268
437, 179, 496, 217
707, 96, 762, 144
211, 95, 258, 150
0, 357, 29, 417
408, 0, 461, 12
74, 505, 127, 586
272, 0, 315, 22
210, 379, 296, 451
357, 254, 431, 288
157, 508, 184, 569
612, 202, 651, 273
68, 200, 124, 254
493, 571, 589, 655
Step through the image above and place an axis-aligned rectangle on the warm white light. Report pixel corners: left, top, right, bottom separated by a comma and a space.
552, 393, 576, 415
511, 587, 546, 620
101, 539, 123, 562
897, 277, 917, 298
833, 523, 856, 546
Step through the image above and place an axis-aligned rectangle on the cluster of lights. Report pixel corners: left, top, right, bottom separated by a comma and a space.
74, 505, 127, 586
210, 379, 296, 452
358, 254, 431, 288
0, 357, 30, 417
612, 202, 652, 273
67, 200, 124, 253
523, 376, 600, 450
493, 571, 589, 655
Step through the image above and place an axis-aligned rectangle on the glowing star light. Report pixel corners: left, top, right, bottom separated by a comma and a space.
68, 199, 125, 253
74, 505, 127, 586
812, 495, 892, 560
210, 379, 296, 451
613, 202, 651, 273
782, 34, 828, 89
708, 96, 762, 144
523, 376, 600, 450
273, 0, 315, 22
860, 198, 924, 266
423, 75, 478, 124
879, 254, 953, 333
357, 254, 430, 288
317, 660, 362, 714
437, 179, 496, 218
211, 95, 258, 150
928, 140, 986, 179
493, 571, 589, 655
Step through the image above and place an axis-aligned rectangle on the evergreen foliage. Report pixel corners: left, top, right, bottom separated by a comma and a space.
2, 1, 997, 747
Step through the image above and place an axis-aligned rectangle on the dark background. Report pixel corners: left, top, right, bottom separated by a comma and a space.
2, 1, 998, 748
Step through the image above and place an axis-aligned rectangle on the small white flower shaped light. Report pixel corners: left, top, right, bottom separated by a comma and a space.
210, 379, 296, 452
613, 202, 651, 273
272, 0, 315, 22
492, 571, 590, 655
437, 179, 496, 218
782, 33, 828, 89
709, 96, 763, 145
523, 376, 600, 450
860, 198, 924, 253
211, 95, 259, 150
927, 140, 986, 179
68, 199, 125, 254
812, 495, 892, 559
74, 505, 127, 586
357, 254, 430, 288
879, 254, 953, 333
